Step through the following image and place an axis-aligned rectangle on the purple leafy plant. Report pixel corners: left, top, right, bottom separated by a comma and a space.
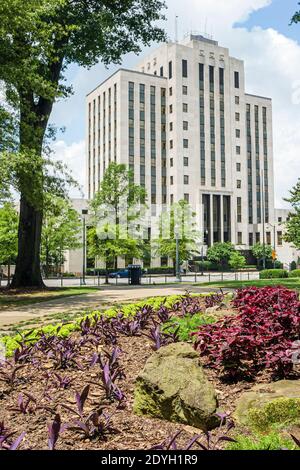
48, 414, 66, 450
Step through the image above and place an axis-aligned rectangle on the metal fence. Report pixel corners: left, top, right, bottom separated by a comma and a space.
0, 271, 260, 288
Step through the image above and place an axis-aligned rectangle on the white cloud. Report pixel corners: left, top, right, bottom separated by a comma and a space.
52, 140, 86, 198
51, 0, 300, 209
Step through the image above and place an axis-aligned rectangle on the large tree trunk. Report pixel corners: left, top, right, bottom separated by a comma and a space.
10, 92, 53, 289
11, 196, 44, 288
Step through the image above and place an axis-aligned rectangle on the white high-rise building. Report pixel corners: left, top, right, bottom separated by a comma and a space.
85, 34, 296, 267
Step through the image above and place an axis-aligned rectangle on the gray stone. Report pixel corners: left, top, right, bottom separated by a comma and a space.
133, 342, 218, 430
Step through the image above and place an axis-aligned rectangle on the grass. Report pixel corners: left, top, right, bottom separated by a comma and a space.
194, 278, 300, 290
0, 287, 100, 309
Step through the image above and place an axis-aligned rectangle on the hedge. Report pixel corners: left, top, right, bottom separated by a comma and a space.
289, 269, 300, 278
259, 269, 289, 280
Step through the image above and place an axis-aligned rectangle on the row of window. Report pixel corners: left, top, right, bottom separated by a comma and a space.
237, 232, 283, 246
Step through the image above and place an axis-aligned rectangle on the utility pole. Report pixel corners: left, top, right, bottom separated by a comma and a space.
82, 209, 88, 285
175, 15, 179, 43
175, 231, 180, 281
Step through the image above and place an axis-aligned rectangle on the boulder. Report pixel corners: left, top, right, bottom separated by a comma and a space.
234, 380, 300, 430
133, 342, 218, 430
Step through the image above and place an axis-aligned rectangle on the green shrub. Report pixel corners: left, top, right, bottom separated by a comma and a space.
290, 261, 297, 272
226, 431, 298, 451
259, 269, 289, 279
162, 313, 217, 342
289, 269, 300, 278
247, 398, 300, 433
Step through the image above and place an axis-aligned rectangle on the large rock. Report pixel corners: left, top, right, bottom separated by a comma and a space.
234, 380, 300, 430
133, 342, 218, 430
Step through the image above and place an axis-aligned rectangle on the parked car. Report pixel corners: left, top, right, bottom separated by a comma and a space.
109, 268, 146, 279
109, 269, 130, 279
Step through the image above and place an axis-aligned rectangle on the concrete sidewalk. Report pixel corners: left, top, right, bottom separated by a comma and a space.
0, 284, 223, 329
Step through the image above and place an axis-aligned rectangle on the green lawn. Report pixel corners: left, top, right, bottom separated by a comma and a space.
0, 287, 100, 309
194, 278, 300, 290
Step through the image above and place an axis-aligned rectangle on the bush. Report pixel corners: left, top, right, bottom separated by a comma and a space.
226, 432, 298, 451
193, 286, 300, 380
248, 398, 300, 433
259, 269, 288, 279
289, 269, 300, 278
290, 261, 297, 272
162, 313, 217, 342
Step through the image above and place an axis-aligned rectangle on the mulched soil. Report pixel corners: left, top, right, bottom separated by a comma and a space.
0, 299, 298, 450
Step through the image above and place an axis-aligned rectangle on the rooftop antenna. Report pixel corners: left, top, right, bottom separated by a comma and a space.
204, 17, 208, 37
175, 15, 179, 43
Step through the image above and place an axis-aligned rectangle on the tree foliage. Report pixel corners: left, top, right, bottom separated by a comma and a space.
41, 196, 82, 275
0, 0, 166, 287
284, 180, 300, 250
252, 243, 273, 262
206, 242, 235, 269
89, 163, 146, 273
228, 251, 246, 271
0, 202, 18, 264
153, 200, 200, 272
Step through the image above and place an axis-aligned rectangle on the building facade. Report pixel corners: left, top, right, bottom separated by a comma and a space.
84, 34, 297, 269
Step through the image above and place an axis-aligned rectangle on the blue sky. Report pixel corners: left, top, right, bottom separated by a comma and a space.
239, 0, 299, 39
50, 0, 300, 207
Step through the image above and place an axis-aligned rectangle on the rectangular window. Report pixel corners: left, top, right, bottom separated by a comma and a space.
235, 112, 240, 122
182, 85, 188, 95
170, 194, 174, 204
249, 233, 254, 247
182, 59, 188, 78
237, 180, 241, 189
234, 71, 240, 89
236, 146, 241, 155
183, 103, 188, 113
184, 175, 189, 185
235, 96, 240, 105
266, 232, 271, 245
183, 139, 189, 148
169, 87, 173, 96
169, 61, 173, 79
236, 162, 241, 172
160, 66, 164, 77
169, 104, 173, 114
237, 232, 243, 244
170, 122, 173, 131
170, 176, 174, 185
184, 194, 189, 203
277, 231, 283, 246
236, 129, 241, 138
183, 121, 188, 130
237, 197, 242, 223
184, 157, 189, 166
170, 140, 173, 149
170, 158, 173, 167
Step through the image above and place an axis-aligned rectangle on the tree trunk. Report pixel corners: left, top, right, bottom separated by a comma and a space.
10, 90, 54, 289
11, 195, 44, 288
7, 258, 11, 287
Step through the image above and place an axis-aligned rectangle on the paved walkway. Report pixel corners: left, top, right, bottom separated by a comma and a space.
0, 284, 224, 329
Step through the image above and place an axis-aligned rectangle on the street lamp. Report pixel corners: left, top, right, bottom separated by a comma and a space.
82, 209, 88, 285
201, 230, 209, 276
175, 230, 181, 282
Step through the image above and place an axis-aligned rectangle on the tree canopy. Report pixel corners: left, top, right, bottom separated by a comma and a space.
283, 180, 300, 250
206, 242, 235, 269
153, 200, 200, 273
0, 0, 167, 287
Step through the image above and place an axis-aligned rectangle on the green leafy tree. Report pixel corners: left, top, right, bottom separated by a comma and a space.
41, 196, 82, 277
229, 251, 246, 271
207, 242, 235, 270
89, 163, 147, 282
0, 202, 18, 282
0, 0, 166, 288
153, 200, 200, 275
252, 243, 273, 267
283, 180, 300, 249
